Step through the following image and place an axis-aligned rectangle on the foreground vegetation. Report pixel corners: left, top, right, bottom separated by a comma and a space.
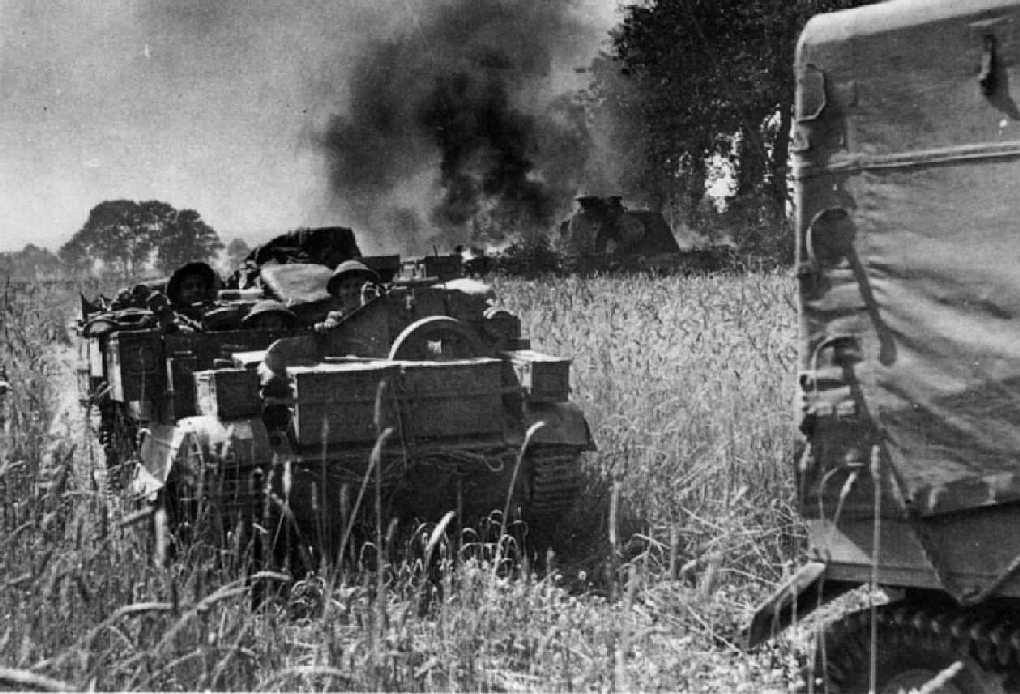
0, 270, 801, 692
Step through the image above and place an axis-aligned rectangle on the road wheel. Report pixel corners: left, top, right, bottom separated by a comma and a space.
810, 607, 1007, 694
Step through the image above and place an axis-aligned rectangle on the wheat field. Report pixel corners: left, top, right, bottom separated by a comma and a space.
0, 270, 803, 692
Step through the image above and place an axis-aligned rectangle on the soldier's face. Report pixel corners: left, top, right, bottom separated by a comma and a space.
336, 277, 363, 309
178, 275, 207, 305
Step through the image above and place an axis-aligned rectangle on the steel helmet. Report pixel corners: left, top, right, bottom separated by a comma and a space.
327, 259, 380, 296
241, 299, 298, 328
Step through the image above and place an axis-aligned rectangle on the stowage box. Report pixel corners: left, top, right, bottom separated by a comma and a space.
107, 329, 162, 403
290, 361, 401, 446
397, 358, 504, 439
502, 349, 571, 402
195, 368, 260, 419
290, 358, 504, 446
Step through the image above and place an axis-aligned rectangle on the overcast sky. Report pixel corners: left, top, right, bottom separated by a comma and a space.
0, 0, 618, 253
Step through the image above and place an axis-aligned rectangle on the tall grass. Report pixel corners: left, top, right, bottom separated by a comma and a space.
495, 271, 800, 590
0, 270, 801, 692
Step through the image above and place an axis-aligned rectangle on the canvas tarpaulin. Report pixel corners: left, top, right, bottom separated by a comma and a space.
797, 0, 1020, 516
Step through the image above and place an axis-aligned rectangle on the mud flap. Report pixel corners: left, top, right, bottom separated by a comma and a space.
744, 561, 852, 649
523, 401, 596, 451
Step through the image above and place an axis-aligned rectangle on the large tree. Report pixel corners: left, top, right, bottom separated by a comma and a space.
60, 200, 222, 276
590, 0, 877, 257
146, 203, 223, 274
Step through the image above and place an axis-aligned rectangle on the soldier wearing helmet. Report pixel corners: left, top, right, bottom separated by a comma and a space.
327, 260, 380, 314
316, 259, 381, 332
165, 261, 220, 331
242, 299, 299, 331
167, 262, 219, 317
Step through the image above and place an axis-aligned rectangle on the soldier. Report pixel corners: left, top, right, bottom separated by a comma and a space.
242, 299, 299, 331
166, 262, 219, 322
315, 260, 381, 332
327, 260, 380, 313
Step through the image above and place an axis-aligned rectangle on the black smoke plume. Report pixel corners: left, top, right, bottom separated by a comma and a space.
317, 0, 594, 253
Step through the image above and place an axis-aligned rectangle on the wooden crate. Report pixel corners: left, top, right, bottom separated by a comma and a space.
398, 358, 503, 438
291, 361, 401, 446
501, 350, 571, 402
106, 329, 162, 402
194, 368, 261, 419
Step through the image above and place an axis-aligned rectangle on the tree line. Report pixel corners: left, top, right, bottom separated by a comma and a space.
1, 201, 251, 281
58, 200, 225, 277
585, 0, 878, 260
3, 1, 878, 274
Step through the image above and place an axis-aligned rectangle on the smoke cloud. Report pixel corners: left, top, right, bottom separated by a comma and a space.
316, 0, 598, 253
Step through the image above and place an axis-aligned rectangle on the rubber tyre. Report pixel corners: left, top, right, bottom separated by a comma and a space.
810, 608, 1006, 694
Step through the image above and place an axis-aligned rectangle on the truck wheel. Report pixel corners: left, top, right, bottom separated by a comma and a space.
811, 607, 1007, 694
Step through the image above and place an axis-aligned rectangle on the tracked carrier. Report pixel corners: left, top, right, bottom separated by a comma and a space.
746, 1, 1020, 692
77, 243, 593, 570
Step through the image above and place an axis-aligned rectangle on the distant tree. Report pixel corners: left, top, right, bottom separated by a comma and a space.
224, 237, 251, 268
57, 235, 92, 274
147, 203, 223, 274
590, 0, 878, 258
59, 200, 153, 276
19, 244, 64, 278
0, 244, 64, 279
60, 200, 222, 277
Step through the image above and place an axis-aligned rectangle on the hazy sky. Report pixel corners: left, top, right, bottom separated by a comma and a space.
0, 0, 618, 252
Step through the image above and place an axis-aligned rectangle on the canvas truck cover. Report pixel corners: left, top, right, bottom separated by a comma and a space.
797, 0, 1020, 517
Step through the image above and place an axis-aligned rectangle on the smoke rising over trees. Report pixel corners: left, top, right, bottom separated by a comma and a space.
17, 0, 890, 265
315, 0, 882, 261
317, 0, 597, 253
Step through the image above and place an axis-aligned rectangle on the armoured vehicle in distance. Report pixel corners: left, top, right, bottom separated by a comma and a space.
746, 1, 1020, 691
76, 227, 593, 570
556, 195, 687, 272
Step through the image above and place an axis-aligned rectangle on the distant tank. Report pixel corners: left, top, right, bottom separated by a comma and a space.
557, 196, 682, 271
76, 227, 594, 571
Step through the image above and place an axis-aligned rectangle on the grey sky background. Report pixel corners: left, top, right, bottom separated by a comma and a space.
0, 0, 617, 252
